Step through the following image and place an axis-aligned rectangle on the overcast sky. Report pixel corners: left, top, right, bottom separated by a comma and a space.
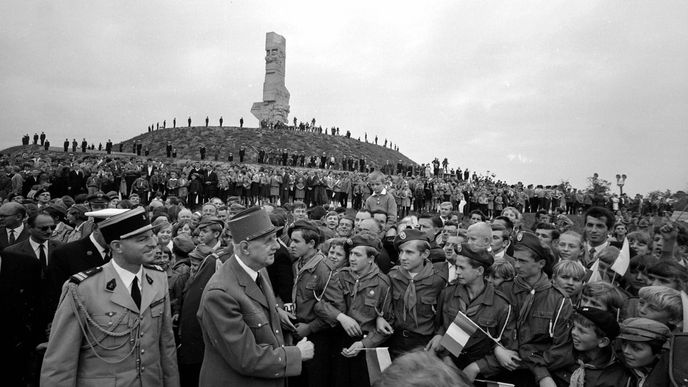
1, 1, 686, 195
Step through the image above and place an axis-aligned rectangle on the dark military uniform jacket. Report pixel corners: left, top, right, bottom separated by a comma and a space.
41, 261, 179, 386
315, 264, 392, 348
436, 282, 514, 376
387, 260, 447, 336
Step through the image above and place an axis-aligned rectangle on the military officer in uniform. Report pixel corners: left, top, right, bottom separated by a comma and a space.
41, 206, 180, 386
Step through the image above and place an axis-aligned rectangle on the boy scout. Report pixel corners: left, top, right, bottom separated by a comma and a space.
282, 220, 337, 387
427, 243, 514, 381
315, 233, 392, 387
41, 207, 179, 386
385, 229, 447, 358
495, 231, 573, 387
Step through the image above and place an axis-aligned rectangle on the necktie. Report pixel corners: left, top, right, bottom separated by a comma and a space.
103, 248, 111, 262
9, 229, 15, 245
589, 247, 596, 260
256, 272, 265, 294
131, 276, 141, 309
39, 243, 47, 273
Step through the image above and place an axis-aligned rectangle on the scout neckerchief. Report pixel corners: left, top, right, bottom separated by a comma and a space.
399, 260, 434, 327
569, 351, 618, 387
513, 272, 551, 330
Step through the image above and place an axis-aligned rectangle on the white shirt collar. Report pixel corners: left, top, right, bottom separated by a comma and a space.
494, 249, 505, 259
373, 188, 387, 196
89, 233, 108, 258
8, 223, 24, 237
587, 240, 609, 257
28, 238, 47, 260
235, 254, 258, 282
111, 259, 142, 291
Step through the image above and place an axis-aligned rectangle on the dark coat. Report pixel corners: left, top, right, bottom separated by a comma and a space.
0, 251, 41, 385
197, 255, 302, 386
3, 238, 63, 343
266, 241, 294, 303
47, 235, 109, 315
0, 225, 30, 251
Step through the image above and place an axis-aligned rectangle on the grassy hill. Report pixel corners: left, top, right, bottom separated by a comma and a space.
117, 126, 416, 168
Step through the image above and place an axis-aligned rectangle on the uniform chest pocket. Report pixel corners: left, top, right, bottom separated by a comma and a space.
150, 297, 165, 318
91, 311, 122, 328
530, 310, 553, 332
244, 312, 270, 330
305, 279, 319, 290
420, 295, 437, 314
476, 316, 497, 328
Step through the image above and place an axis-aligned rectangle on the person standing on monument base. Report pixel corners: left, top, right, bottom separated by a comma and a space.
197, 207, 314, 386
41, 207, 180, 386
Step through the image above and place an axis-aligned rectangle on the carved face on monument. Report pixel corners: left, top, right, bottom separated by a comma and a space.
265, 48, 284, 73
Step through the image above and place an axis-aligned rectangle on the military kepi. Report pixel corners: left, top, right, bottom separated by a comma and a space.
227, 206, 280, 242
99, 207, 153, 244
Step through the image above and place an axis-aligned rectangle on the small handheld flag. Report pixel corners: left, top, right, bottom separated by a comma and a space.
440, 311, 478, 357
611, 238, 630, 276
365, 347, 392, 385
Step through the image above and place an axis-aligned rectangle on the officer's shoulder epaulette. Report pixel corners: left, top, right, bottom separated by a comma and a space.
69, 266, 103, 284
143, 263, 165, 272
493, 288, 511, 303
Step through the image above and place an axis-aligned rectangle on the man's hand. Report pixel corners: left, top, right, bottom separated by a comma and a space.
341, 341, 364, 358
462, 362, 480, 381
659, 222, 678, 243
539, 376, 557, 387
277, 307, 297, 331
494, 345, 521, 371
337, 313, 362, 337
294, 323, 312, 339
424, 335, 443, 352
376, 316, 394, 335
296, 337, 314, 361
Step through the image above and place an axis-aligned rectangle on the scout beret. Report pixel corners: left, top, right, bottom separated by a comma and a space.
393, 229, 430, 250
47, 202, 68, 217
172, 234, 195, 256
188, 244, 213, 261
348, 233, 382, 251
99, 207, 153, 244
618, 318, 671, 342
288, 220, 321, 239
576, 307, 620, 339
87, 191, 109, 203
513, 231, 550, 261
458, 243, 494, 268
69, 204, 89, 216
198, 216, 224, 230
308, 206, 327, 220
227, 206, 280, 242
34, 188, 49, 198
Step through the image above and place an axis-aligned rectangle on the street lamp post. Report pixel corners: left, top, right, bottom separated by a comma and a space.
616, 174, 627, 196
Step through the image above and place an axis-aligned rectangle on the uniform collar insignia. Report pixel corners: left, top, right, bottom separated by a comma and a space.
106, 278, 116, 291
146, 274, 153, 285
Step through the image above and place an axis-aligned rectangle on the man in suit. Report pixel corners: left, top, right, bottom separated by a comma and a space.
0, 201, 29, 251
203, 163, 219, 201
197, 206, 313, 386
41, 207, 179, 386
0, 246, 41, 385
47, 209, 125, 316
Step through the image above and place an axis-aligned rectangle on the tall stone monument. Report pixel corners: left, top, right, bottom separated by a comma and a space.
251, 32, 290, 127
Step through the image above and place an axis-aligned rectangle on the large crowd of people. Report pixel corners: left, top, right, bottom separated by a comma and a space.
0, 141, 686, 387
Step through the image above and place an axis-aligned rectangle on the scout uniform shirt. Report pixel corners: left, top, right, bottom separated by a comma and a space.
41, 261, 179, 386
436, 281, 514, 376
499, 273, 574, 383
387, 260, 447, 336
292, 251, 337, 333
315, 264, 392, 348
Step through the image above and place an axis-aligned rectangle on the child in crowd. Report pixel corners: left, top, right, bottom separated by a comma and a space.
618, 318, 671, 386
363, 171, 397, 231
488, 260, 515, 287
579, 282, 626, 317
637, 286, 683, 332
569, 307, 630, 386
551, 260, 586, 303
555, 230, 585, 263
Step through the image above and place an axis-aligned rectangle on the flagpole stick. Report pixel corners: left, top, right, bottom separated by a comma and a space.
458, 311, 505, 348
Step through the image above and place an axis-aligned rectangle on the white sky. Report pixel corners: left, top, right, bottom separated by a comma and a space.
1, 0, 686, 195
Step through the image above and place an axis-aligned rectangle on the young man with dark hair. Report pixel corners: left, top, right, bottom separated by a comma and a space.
495, 231, 573, 387
583, 206, 617, 266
